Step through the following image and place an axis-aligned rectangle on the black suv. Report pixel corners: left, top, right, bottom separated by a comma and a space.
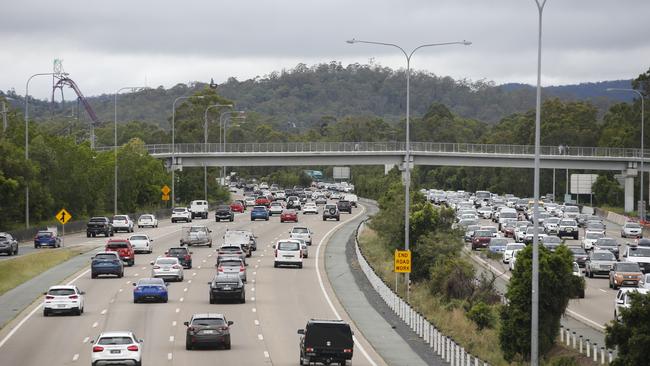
166, 247, 193, 269
209, 273, 245, 304
298, 319, 354, 366
323, 204, 340, 221
215, 205, 234, 222
337, 200, 352, 214
86, 217, 114, 237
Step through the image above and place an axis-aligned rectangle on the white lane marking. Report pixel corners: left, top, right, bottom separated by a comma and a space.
252, 308, 257, 313
254, 320, 260, 326
175, 308, 180, 313
83, 337, 90, 343
258, 334, 264, 340
126, 281, 131, 284
251, 297, 255, 301
134, 273, 139, 277
208, 254, 212, 257
167, 353, 173, 360
110, 299, 115, 303
255, 265, 259, 269
202, 259, 206, 263
192, 272, 197, 276
118, 289, 123, 293
314, 204, 377, 366
251, 287, 255, 292
183, 288, 188, 292
257, 259, 261, 262
172, 321, 177, 327
180, 297, 184, 302
253, 272, 257, 275
261, 254, 264, 257
600, 289, 607, 293
141, 267, 146, 270
197, 266, 201, 269
72, 353, 79, 362
101, 309, 107, 315
264, 351, 270, 358
169, 336, 174, 342
252, 279, 256, 283
92, 322, 98, 328
188, 280, 192, 284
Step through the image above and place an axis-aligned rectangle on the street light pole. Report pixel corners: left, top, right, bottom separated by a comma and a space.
171, 95, 205, 206
347, 38, 471, 301
607, 88, 646, 219
114, 86, 145, 215
24, 72, 57, 228
203, 104, 233, 200
222, 114, 246, 183
531, 1, 547, 365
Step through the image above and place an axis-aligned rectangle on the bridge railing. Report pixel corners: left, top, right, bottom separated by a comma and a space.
95, 142, 645, 158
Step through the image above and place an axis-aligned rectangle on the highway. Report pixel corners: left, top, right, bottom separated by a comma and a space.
0, 201, 385, 366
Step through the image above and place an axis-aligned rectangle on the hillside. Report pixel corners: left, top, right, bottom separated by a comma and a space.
2, 62, 627, 129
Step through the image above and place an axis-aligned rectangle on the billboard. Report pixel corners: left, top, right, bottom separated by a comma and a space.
570, 174, 598, 194
333, 167, 351, 180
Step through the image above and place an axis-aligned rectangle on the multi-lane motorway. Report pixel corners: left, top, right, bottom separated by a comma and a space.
0, 202, 386, 366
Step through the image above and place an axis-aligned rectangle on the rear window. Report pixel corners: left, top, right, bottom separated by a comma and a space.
168, 248, 188, 255
137, 278, 164, 286
37, 232, 53, 237
95, 253, 118, 260
98, 337, 134, 345
278, 241, 300, 251
192, 318, 225, 326
90, 218, 107, 222
292, 228, 309, 234
173, 208, 186, 213
625, 223, 641, 228
113, 216, 127, 220
217, 205, 230, 210
139, 215, 153, 220
48, 288, 75, 296
221, 260, 242, 267
156, 259, 177, 265
305, 323, 352, 345
107, 243, 128, 249
130, 235, 147, 241
629, 248, 650, 257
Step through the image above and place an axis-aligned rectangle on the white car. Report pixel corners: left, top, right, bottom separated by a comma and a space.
43, 285, 85, 316
91, 331, 143, 366
273, 239, 303, 268
582, 232, 604, 251
477, 207, 492, 219
189, 200, 209, 219
290, 226, 313, 245
509, 249, 523, 271
137, 214, 158, 228
343, 194, 358, 207
129, 234, 153, 254
302, 202, 318, 215
503, 243, 526, 264
514, 222, 530, 242
112, 215, 134, 233
623, 246, 650, 273
621, 221, 643, 238
151, 257, 184, 281
614, 288, 650, 321
171, 207, 192, 223
640, 273, 650, 289
244, 197, 256, 207
269, 201, 284, 216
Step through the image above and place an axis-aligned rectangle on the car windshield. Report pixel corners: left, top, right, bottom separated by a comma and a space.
628, 248, 650, 257
190, 227, 206, 233
617, 263, 641, 272
278, 241, 300, 250
587, 223, 604, 230
490, 239, 508, 246
564, 206, 579, 212
95, 253, 117, 260
137, 279, 164, 285
114, 216, 127, 220
625, 223, 641, 228
293, 228, 309, 233
139, 215, 153, 220
98, 337, 134, 345
90, 218, 106, 222
592, 252, 615, 260
48, 288, 75, 296
596, 239, 617, 247
217, 205, 230, 210
192, 318, 225, 326
168, 248, 187, 255
156, 259, 177, 265
130, 235, 147, 241
253, 207, 266, 211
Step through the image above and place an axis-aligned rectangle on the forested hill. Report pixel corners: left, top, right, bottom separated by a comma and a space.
2, 62, 629, 128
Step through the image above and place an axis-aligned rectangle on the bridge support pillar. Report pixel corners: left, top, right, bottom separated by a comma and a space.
385, 164, 395, 175
624, 168, 638, 213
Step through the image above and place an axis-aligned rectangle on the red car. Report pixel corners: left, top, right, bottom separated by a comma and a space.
230, 201, 245, 213
471, 230, 492, 251
255, 196, 271, 207
280, 209, 298, 223
105, 239, 135, 266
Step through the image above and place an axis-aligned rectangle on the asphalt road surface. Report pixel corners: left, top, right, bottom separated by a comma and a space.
0, 201, 385, 366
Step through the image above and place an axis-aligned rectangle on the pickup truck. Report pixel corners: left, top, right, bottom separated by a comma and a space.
86, 217, 114, 237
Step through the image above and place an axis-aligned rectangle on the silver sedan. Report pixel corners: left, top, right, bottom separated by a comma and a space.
150, 257, 184, 282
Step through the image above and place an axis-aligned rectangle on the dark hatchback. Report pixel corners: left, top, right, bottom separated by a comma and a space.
298, 319, 354, 366
209, 273, 246, 304
215, 205, 234, 222
185, 314, 234, 350
91, 252, 124, 278
569, 246, 588, 267
337, 200, 352, 214
167, 247, 193, 269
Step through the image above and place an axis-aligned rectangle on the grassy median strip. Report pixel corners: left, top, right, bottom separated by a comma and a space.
0, 248, 87, 296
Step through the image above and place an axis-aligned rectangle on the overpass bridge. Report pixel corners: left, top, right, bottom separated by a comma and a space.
98, 141, 649, 211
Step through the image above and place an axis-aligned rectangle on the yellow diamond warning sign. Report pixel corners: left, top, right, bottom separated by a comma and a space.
56, 208, 72, 225
161, 185, 171, 195
394, 250, 411, 273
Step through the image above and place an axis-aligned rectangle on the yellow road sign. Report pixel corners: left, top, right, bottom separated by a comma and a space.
161, 185, 171, 195
56, 208, 72, 225
394, 250, 411, 273
162, 194, 170, 201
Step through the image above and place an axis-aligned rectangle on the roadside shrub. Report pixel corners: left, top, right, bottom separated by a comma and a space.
429, 257, 475, 300
547, 356, 579, 366
467, 301, 495, 330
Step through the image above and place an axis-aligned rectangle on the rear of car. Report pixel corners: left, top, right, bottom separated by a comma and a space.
87, 217, 113, 237
34, 229, 61, 248
250, 206, 269, 221
185, 314, 234, 349
0, 233, 18, 255
610, 262, 643, 289
128, 234, 152, 254
269, 202, 284, 215
91, 252, 124, 278
91, 331, 142, 366
290, 226, 313, 245
112, 215, 134, 233
337, 200, 352, 214
218, 245, 247, 264
137, 214, 158, 228
280, 209, 299, 223
167, 247, 193, 269
323, 205, 340, 221
133, 278, 168, 303
190, 200, 209, 219
274, 240, 303, 268
298, 320, 354, 366
43, 285, 84, 316
105, 240, 135, 266
171, 207, 192, 223
217, 257, 247, 282
209, 273, 246, 304
230, 201, 245, 213
151, 257, 184, 282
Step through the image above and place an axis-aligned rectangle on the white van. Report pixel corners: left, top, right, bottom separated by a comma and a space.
498, 208, 518, 231
273, 240, 303, 268
343, 194, 358, 207
189, 200, 209, 219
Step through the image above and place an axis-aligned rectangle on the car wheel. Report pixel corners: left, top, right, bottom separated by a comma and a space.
240, 296, 246, 304
336, 217, 340, 221
609, 279, 613, 288
110, 231, 114, 237
274, 262, 278, 268
280, 219, 284, 223
92, 233, 96, 238
118, 271, 124, 278
134, 361, 141, 366
133, 298, 138, 304
86, 233, 91, 238
186, 341, 193, 350
298, 263, 303, 269
588, 270, 593, 278
224, 340, 231, 350
75, 307, 82, 316
91, 272, 97, 279
265, 218, 269, 221
210, 296, 215, 304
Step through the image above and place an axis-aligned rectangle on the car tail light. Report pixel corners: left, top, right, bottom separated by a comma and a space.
343, 348, 353, 353
153, 265, 161, 269
92, 346, 104, 352
184, 255, 191, 261
172, 265, 181, 269
218, 266, 224, 272
69, 295, 78, 299
219, 326, 229, 331
306, 347, 314, 352
127, 345, 139, 352
240, 265, 245, 272
45, 295, 55, 299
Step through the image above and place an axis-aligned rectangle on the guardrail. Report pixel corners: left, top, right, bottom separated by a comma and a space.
95, 142, 648, 159
559, 325, 613, 364
354, 219, 488, 366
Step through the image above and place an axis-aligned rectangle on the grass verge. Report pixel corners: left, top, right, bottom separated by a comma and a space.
0, 247, 90, 296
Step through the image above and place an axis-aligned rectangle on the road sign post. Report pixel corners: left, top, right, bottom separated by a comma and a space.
394, 250, 411, 298
161, 185, 171, 206
55, 208, 71, 247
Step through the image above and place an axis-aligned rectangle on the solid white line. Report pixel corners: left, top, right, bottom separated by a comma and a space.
314, 205, 377, 366
72, 353, 79, 361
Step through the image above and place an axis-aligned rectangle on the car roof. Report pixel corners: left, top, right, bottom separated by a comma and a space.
48, 285, 76, 290
191, 313, 225, 319
98, 331, 134, 337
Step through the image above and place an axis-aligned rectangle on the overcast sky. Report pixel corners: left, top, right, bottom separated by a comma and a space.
2, 0, 649, 99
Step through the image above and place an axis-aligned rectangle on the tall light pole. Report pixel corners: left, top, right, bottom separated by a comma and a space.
222, 114, 246, 183
114, 86, 145, 215
204, 104, 233, 200
171, 95, 205, 206
25, 72, 59, 228
607, 87, 646, 219
347, 38, 471, 301
531, 1, 548, 365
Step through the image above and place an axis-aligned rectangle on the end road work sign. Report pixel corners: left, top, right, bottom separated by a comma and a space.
394, 250, 411, 273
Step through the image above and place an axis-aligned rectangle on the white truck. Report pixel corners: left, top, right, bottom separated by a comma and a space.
180, 225, 213, 247
189, 200, 209, 219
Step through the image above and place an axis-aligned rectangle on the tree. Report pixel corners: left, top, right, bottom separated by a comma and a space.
605, 292, 650, 366
592, 174, 624, 207
499, 245, 581, 362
